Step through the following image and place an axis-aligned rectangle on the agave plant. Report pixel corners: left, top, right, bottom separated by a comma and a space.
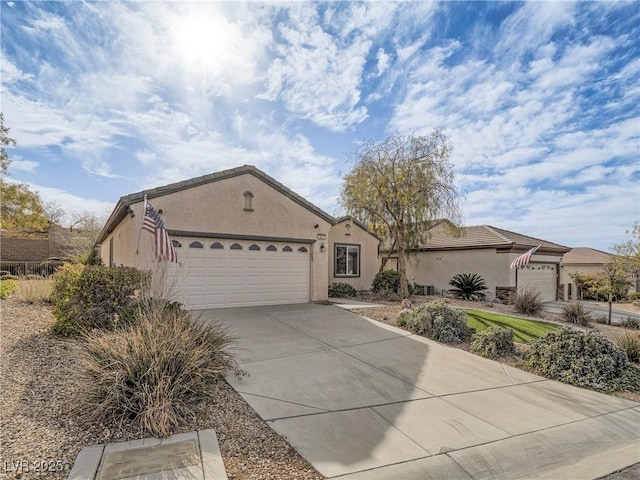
448, 273, 487, 300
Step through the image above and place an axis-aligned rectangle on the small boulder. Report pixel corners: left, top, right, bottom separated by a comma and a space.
400, 298, 413, 310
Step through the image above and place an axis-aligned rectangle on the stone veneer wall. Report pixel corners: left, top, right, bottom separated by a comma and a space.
495, 286, 516, 305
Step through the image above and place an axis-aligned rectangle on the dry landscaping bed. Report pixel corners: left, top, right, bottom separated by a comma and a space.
0, 296, 322, 480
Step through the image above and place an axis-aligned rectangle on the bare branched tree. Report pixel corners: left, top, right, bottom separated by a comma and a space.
341, 132, 463, 297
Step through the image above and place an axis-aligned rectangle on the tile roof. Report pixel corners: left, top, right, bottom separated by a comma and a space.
563, 247, 616, 265
409, 222, 570, 252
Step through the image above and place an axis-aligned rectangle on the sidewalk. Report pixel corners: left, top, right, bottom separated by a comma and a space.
68, 430, 227, 480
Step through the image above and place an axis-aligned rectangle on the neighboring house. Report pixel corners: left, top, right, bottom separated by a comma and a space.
0, 223, 74, 263
380, 222, 571, 303
561, 247, 637, 300
96, 165, 379, 309
328, 216, 380, 292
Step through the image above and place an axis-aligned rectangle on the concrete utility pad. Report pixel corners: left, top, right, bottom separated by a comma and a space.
68, 430, 226, 480
209, 304, 640, 479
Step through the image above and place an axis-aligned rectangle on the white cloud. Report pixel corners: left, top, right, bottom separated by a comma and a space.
258, 3, 372, 131
8, 157, 39, 173
374, 48, 390, 77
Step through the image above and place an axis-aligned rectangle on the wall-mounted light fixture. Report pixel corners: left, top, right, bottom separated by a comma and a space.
314, 224, 319, 229
158, 209, 164, 214
320, 243, 326, 252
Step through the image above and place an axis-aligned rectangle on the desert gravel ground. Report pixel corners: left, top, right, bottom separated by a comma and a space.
0, 296, 323, 480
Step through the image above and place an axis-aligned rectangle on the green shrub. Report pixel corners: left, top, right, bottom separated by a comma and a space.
615, 331, 640, 363
409, 283, 424, 296
79, 302, 237, 437
400, 302, 473, 344
51, 265, 148, 336
471, 327, 516, 359
0, 279, 18, 299
448, 273, 487, 300
628, 292, 640, 302
372, 270, 400, 294
328, 282, 357, 298
561, 302, 592, 326
526, 328, 635, 391
513, 287, 543, 316
621, 316, 640, 330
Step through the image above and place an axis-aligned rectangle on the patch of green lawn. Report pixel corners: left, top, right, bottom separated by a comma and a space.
465, 309, 560, 344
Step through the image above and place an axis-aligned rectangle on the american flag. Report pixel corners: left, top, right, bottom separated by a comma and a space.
143, 201, 178, 263
510, 245, 540, 269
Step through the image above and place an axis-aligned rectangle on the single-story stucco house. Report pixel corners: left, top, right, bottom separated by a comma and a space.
561, 247, 638, 300
96, 165, 379, 309
380, 221, 571, 303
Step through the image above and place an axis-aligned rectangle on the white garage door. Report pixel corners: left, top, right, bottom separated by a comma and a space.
517, 263, 558, 303
169, 238, 310, 309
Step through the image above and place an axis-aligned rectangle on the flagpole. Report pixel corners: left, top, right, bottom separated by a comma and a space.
136, 194, 147, 254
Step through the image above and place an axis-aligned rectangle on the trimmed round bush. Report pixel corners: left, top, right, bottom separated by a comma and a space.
328, 282, 357, 298
400, 301, 473, 344
372, 270, 400, 294
526, 328, 637, 391
471, 326, 516, 359
79, 302, 238, 437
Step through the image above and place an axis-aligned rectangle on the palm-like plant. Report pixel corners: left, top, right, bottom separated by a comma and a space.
448, 273, 487, 300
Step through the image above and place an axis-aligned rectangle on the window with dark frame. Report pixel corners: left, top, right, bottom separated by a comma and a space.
334, 244, 360, 277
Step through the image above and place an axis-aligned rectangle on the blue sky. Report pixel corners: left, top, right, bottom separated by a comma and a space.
1, 1, 638, 251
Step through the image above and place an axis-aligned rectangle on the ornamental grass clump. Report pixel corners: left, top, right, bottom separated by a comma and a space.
79, 300, 238, 437
561, 302, 592, 326
513, 287, 543, 316
15, 278, 53, 304
615, 331, 640, 363
526, 328, 640, 392
471, 326, 516, 359
400, 301, 473, 344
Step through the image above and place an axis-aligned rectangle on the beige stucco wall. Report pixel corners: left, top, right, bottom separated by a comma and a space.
328, 220, 379, 291
561, 264, 602, 300
561, 264, 637, 300
380, 249, 564, 301
399, 249, 509, 300
100, 172, 332, 302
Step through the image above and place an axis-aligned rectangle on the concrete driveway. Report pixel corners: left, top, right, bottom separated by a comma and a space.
200, 304, 640, 479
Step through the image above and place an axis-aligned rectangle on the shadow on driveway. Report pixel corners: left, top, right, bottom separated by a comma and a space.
198, 304, 640, 479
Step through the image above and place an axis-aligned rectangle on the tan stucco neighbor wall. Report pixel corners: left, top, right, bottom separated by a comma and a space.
378, 249, 565, 301
328, 219, 379, 291
100, 172, 332, 303
400, 249, 509, 301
